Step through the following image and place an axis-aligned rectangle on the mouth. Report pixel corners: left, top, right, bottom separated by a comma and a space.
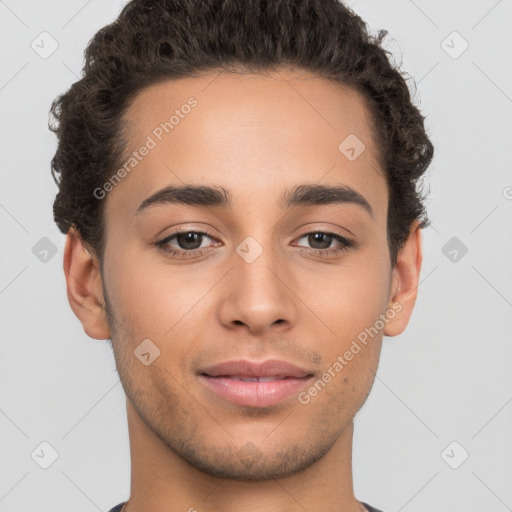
213, 376, 295, 382
197, 359, 314, 407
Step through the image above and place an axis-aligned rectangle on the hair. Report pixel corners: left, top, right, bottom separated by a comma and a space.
50, 0, 433, 267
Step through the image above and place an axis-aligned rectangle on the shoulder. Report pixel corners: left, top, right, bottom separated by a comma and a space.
361, 502, 386, 512
107, 503, 125, 512
107, 502, 384, 512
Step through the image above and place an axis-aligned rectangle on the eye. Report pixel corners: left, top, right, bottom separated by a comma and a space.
155, 230, 218, 258
155, 230, 355, 259
293, 232, 355, 257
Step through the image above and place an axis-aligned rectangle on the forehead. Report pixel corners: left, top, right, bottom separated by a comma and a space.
106, 68, 387, 222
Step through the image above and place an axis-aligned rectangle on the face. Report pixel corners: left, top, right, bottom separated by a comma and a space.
89, 68, 405, 479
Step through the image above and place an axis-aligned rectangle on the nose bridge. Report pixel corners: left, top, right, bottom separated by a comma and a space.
219, 232, 296, 333
238, 235, 282, 292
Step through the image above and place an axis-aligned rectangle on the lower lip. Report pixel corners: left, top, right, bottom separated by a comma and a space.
199, 375, 313, 407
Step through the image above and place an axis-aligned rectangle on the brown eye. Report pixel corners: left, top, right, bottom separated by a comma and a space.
174, 232, 204, 250
306, 233, 334, 250
295, 232, 354, 257
156, 230, 217, 258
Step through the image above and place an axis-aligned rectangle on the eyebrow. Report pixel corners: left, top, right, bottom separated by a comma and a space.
135, 183, 373, 217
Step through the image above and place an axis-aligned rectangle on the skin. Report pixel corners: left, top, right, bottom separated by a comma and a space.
64, 67, 422, 512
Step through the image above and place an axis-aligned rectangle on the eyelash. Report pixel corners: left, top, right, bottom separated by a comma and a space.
155, 229, 355, 259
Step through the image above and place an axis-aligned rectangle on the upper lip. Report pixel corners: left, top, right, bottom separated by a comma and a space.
199, 359, 313, 379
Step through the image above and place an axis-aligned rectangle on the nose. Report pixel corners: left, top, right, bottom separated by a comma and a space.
218, 238, 298, 335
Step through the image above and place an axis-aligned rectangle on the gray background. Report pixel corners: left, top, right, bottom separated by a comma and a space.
1, 1, 511, 511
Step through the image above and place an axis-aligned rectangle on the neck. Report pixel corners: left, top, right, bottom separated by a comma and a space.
124, 398, 364, 512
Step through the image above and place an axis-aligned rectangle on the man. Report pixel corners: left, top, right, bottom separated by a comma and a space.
50, 0, 433, 510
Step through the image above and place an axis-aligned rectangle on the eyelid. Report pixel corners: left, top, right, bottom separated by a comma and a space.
293, 232, 355, 254
156, 226, 352, 245
157, 228, 219, 248
155, 227, 356, 259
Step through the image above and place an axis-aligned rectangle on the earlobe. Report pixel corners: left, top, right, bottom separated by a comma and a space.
383, 220, 423, 338
63, 228, 110, 340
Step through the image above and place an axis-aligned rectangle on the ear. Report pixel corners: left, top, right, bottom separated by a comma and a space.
63, 227, 110, 340
383, 220, 423, 337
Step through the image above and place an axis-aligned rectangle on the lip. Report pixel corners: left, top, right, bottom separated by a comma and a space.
199, 359, 312, 379
198, 359, 314, 407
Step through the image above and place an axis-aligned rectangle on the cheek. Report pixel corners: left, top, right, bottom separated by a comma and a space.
105, 247, 215, 345
315, 260, 391, 340
299, 333, 382, 419
311, 252, 389, 394
105, 232, 391, 349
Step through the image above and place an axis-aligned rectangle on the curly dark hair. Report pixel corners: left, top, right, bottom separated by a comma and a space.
50, 0, 433, 266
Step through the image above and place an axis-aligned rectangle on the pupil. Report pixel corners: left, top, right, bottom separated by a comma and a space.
178, 232, 201, 250
310, 233, 331, 249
